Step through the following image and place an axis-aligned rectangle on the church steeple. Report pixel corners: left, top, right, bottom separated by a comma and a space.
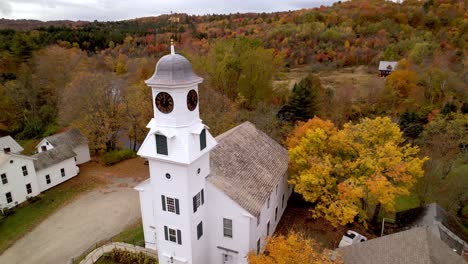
138, 45, 216, 164
137, 45, 217, 264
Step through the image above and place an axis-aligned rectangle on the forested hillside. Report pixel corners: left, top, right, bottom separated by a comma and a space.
0, 0, 466, 225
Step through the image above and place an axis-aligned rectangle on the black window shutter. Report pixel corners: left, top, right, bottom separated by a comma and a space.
177, 229, 182, 245
155, 134, 168, 155
161, 195, 166, 211
175, 199, 180, 215
200, 129, 206, 150
193, 196, 197, 212
164, 226, 169, 241
201, 189, 204, 205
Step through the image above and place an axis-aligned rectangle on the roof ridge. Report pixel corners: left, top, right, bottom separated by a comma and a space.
215, 121, 254, 141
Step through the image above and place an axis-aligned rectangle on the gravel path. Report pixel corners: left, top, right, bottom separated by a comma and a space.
0, 181, 141, 264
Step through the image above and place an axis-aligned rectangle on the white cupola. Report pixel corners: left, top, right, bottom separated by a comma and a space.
137, 43, 217, 165
145, 42, 203, 128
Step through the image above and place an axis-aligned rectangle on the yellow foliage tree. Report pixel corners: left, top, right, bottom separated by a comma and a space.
288, 117, 427, 227
385, 69, 418, 99
248, 232, 342, 264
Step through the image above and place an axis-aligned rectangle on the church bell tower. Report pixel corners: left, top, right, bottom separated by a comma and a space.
137, 43, 217, 264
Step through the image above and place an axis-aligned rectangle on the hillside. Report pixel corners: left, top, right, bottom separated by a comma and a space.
0, 0, 466, 243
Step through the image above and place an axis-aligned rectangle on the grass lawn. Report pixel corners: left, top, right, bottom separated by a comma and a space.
395, 194, 420, 213
112, 221, 144, 245
0, 161, 107, 253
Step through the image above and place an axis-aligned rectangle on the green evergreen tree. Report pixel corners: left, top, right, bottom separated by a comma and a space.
278, 75, 321, 122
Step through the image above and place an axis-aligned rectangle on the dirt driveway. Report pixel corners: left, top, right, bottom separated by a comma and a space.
0, 159, 148, 264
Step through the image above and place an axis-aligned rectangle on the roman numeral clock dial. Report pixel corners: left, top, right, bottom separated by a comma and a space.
187, 89, 198, 111
155, 92, 174, 114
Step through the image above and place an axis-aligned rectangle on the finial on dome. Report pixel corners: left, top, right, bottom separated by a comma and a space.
170, 38, 175, 55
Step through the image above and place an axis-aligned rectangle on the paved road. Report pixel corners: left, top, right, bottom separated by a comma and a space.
0, 181, 141, 264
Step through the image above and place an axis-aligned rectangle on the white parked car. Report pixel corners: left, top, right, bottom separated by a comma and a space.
338, 230, 367, 248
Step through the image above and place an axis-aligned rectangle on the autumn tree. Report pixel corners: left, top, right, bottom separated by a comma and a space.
416, 112, 468, 212
288, 117, 427, 227
248, 232, 342, 264
201, 37, 283, 108
60, 71, 125, 154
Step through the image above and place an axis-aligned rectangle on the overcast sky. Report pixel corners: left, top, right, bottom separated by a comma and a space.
0, 0, 338, 21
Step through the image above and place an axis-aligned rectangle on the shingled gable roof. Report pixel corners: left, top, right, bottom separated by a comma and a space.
0, 136, 24, 154
207, 121, 288, 217
32, 145, 76, 171
42, 128, 88, 149
338, 227, 464, 264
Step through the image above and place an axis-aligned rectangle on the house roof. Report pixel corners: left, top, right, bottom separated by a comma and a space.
396, 203, 468, 253
0, 152, 35, 167
0, 136, 24, 154
378, 61, 398, 71
41, 128, 88, 149
32, 145, 76, 171
338, 227, 464, 264
207, 122, 288, 217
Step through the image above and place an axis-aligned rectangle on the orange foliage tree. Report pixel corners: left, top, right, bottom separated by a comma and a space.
248, 232, 342, 264
288, 117, 428, 227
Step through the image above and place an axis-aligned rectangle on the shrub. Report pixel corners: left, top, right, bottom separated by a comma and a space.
102, 149, 136, 166
109, 249, 157, 264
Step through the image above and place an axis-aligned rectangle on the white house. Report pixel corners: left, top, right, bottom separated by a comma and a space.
32, 145, 79, 192
0, 149, 40, 209
36, 128, 90, 165
135, 44, 291, 264
378, 61, 398, 77
0, 131, 87, 210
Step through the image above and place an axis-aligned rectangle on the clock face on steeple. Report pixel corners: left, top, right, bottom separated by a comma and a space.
187, 89, 198, 111
155, 92, 174, 114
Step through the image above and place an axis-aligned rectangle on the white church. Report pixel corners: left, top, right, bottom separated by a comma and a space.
135, 44, 292, 264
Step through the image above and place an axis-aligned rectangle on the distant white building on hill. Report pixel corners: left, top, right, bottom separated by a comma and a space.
0, 129, 89, 209
135, 44, 291, 264
379, 61, 398, 77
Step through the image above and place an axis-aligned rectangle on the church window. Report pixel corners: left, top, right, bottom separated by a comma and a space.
46, 175, 51, 184
61, 168, 65, 177
257, 238, 261, 255
155, 134, 168, 155
164, 226, 182, 245
22, 166, 28, 176
197, 221, 203, 239
223, 218, 233, 238
26, 183, 32, 194
192, 189, 204, 213
5, 192, 12, 203
161, 195, 180, 215
1, 173, 7, 184
200, 129, 206, 150
275, 207, 278, 222
165, 173, 171, 179
282, 194, 285, 208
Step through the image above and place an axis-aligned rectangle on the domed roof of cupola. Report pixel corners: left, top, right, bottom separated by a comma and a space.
145, 44, 203, 87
